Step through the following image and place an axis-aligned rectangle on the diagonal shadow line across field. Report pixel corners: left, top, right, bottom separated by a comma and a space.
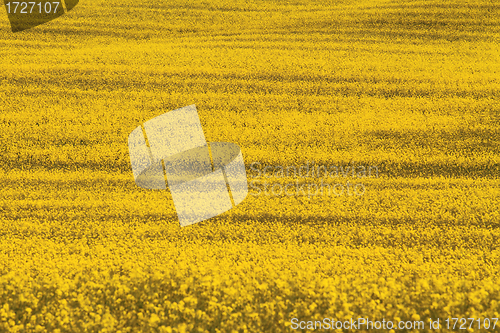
1, 212, 499, 252
1, 160, 498, 178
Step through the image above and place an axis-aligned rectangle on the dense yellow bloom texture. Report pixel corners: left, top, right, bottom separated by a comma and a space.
0, 0, 499, 332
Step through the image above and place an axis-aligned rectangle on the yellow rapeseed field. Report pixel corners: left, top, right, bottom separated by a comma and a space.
0, 0, 499, 332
